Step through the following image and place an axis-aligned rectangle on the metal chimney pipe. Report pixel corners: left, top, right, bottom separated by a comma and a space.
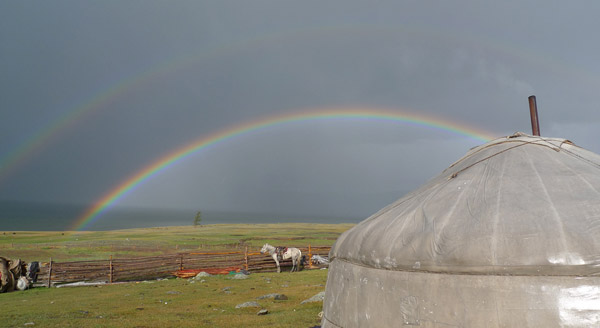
528, 95, 541, 136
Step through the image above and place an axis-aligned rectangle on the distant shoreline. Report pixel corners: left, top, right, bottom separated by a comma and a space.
2, 222, 357, 233
0, 201, 362, 231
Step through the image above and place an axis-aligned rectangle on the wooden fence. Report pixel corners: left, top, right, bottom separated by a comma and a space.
36, 246, 330, 287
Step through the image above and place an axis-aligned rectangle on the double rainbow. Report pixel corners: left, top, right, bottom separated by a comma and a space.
71, 107, 496, 231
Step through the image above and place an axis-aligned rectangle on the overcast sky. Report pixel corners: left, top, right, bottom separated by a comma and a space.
2, 1, 600, 228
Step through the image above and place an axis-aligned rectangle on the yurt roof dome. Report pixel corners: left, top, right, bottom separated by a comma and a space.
330, 132, 600, 276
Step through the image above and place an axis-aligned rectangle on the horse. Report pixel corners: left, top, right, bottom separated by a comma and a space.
260, 243, 302, 273
283, 247, 302, 272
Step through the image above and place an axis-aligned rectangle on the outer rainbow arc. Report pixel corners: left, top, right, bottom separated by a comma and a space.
2, 23, 580, 184
72, 107, 496, 231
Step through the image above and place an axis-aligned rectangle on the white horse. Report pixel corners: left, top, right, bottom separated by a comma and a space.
260, 243, 302, 273
283, 247, 302, 272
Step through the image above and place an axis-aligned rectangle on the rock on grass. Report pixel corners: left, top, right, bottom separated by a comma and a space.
257, 293, 288, 300
235, 301, 261, 309
229, 273, 249, 280
195, 272, 212, 279
301, 291, 325, 304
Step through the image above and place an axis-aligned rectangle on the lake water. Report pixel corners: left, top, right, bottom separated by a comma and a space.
0, 201, 361, 231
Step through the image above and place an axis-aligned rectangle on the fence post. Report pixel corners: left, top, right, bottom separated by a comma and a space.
308, 244, 313, 267
244, 246, 249, 271
47, 258, 53, 288
109, 255, 113, 284
179, 254, 183, 271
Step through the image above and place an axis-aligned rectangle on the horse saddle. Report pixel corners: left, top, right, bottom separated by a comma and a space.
275, 246, 288, 260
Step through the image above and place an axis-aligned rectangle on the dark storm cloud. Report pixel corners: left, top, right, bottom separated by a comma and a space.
1, 1, 600, 227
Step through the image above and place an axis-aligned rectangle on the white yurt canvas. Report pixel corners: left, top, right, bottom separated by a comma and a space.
322, 133, 600, 327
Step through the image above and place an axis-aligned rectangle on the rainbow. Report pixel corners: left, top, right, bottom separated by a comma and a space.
3, 23, 586, 183
71, 107, 496, 231
0, 81, 139, 182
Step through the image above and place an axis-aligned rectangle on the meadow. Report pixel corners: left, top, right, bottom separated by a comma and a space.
0, 223, 353, 262
3, 270, 328, 327
0, 223, 353, 327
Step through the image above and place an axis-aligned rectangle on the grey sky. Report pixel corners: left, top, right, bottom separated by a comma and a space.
1, 1, 600, 228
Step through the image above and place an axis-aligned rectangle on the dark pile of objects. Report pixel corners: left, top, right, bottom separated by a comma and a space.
0, 257, 39, 293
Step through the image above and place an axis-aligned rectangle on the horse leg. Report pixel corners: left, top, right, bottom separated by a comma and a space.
291, 253, 298, 272
274, 255, 281, 273
291, 256, 296, 272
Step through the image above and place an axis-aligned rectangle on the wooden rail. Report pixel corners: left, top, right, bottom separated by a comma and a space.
36, 246, 330, 287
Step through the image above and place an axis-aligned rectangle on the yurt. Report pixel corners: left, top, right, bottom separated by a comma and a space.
322, 132, 600, 327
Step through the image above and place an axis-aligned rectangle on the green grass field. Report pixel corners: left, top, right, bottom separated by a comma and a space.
3, 270, 328, 327
1, 223, 354, 262
1, 223, 353, 327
